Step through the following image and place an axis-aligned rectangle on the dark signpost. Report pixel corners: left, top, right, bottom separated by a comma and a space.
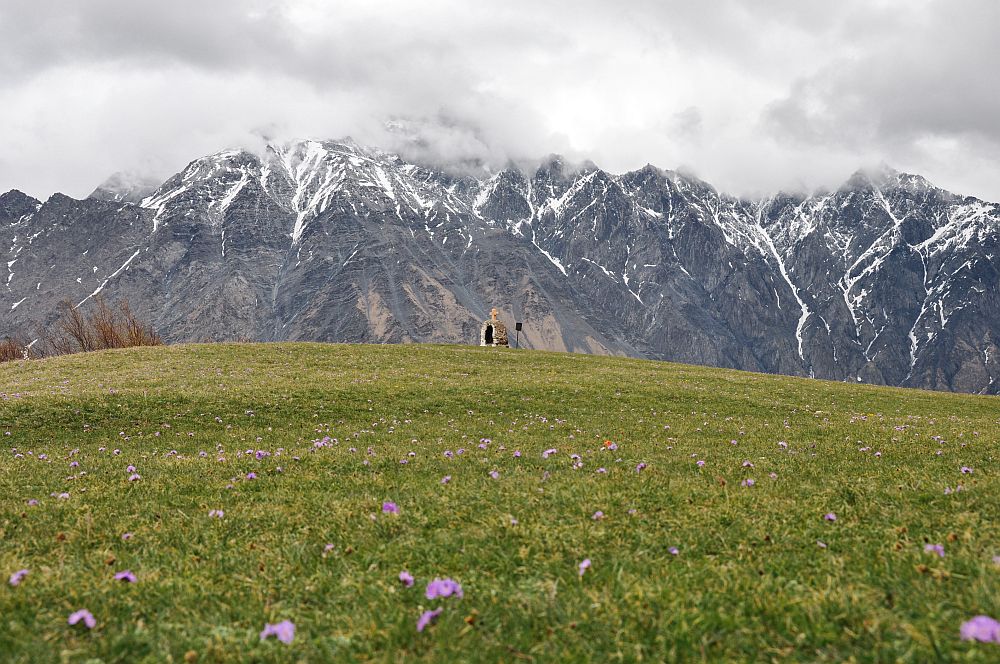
515, 322, 522, 348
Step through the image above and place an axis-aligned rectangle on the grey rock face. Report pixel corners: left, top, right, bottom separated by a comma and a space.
3, 142, 998, 394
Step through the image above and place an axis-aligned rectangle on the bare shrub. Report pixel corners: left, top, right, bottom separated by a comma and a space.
118, 299, 162, 347
91, 297, 124, 349
55, 300, 96, 353
0, 335, 33, 363
37, 296, 162, 356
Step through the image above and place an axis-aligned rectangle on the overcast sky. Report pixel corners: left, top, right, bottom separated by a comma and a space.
2, 0, 998, 201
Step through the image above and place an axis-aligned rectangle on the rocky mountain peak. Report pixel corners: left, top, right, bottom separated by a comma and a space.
0, 189, 41, 223
88, 171, 162, 205
839, 164, 916, 194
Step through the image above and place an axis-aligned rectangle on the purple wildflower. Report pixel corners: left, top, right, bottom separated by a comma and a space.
542, 448, 557, 459
636, 462, 647, 473
742, 460, 754, 468
68, 609, 96, 629
441, 475, 451, 484
416, 607, 443, 632
69, 461, 79, 468
126, 465, 136, 473
128, 473, 141, 482
9, 569, 29, 586
578, 558, 591, 576
425, 578, 463, 600
443, 450, 453, 458
208, 509, 224, 518
513, 450, 521, 458
489, 470, 500, 479
121, 532, 133, 541
824, 513, 837, 522
114, 570, 137, 583
817, 540, 827, 549
668, 546, 679, 555
246, 472, 257, 480
960, 615, 1000, 643
26, 499, 38, 506
961, 466, 974, 474
260, 620, 295, 644
742, 478, 755, 487
696, 460, 706, 467
596, 467, 607, 474
399, 570, 415, 587
57, 492, 70, 500
382, 501, 399, 514
924, 543, 945, 558
592, 510, 604, 520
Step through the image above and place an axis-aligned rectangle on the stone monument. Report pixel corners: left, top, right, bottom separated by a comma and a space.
480, 307, 509, 347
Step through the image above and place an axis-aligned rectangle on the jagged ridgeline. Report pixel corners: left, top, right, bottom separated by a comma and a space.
2, 139, 998, 394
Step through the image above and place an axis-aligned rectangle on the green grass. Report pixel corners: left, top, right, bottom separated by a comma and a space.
0, 342, 998, 662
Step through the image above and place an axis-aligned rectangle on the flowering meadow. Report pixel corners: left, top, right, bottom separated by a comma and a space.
1, 342, 998, 662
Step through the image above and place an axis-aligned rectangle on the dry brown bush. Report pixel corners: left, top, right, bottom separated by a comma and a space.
0, 335, 33, 363
36, 296, 162, 357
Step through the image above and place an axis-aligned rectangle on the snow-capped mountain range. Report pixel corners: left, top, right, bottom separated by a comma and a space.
3, 138, 999, 394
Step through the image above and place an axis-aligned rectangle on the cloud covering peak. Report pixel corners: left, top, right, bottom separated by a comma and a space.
1, 0, 998, 201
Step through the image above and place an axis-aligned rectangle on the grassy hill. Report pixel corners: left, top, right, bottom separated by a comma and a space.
1, 343, 998, 662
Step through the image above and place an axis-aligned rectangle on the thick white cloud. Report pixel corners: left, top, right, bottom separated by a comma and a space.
0, 0, 997, 200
